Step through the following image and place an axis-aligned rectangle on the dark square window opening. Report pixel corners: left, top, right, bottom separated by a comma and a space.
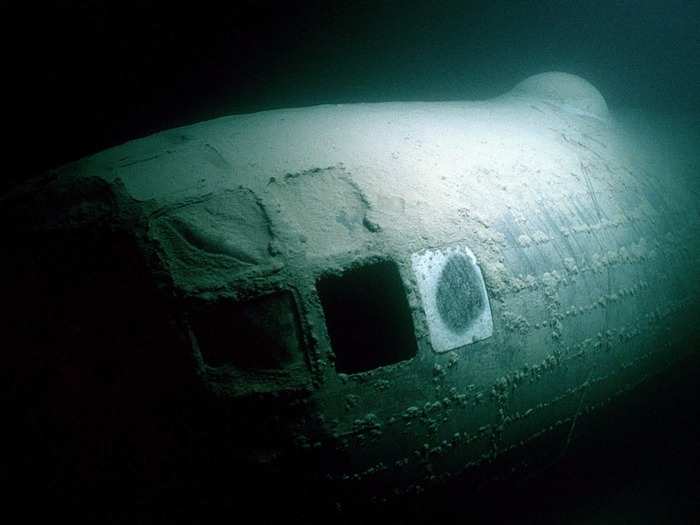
189, 290, 302, 370
317, 260, 418, 374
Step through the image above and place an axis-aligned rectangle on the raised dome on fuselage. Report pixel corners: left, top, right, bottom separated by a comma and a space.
509, 71, 609, 120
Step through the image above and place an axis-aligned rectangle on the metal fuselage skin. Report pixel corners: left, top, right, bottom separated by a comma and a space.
5, 73, 699, 500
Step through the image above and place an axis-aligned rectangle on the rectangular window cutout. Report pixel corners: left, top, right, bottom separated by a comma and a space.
190, 291, 302, 370
317, 260, 418, 374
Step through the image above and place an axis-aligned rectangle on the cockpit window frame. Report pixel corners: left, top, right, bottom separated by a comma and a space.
182, 283, 313, 398
315, 257, 419, 375
187, 288, 305, 371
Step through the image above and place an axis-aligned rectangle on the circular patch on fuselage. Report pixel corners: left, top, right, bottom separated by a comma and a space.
436, 253, 484, 333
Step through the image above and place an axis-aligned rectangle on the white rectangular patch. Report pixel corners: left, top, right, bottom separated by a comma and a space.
411, 245, 493, 352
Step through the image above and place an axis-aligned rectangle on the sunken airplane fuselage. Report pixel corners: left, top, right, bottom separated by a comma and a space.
4, 73, 700, 507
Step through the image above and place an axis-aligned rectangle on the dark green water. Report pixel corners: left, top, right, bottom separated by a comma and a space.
4, 2, 700, 184
2, 3, 698, 522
